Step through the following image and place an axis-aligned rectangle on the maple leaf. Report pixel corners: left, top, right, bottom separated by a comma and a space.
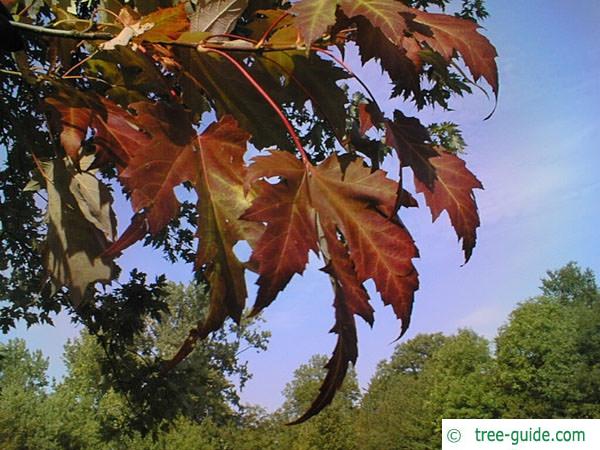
86, 46, 171, 107
414, 148, 483, 262
40, 158, 118, 306
244, 8, 296, 41
242, 152, 318, 314
357, 101, 384, 135
295, 55, 350, 137
339, 0, 411, 46
45, 93, 91, 163
245, 152, 418, 330
291, 237, 360, 424
410, 10, 499, 95
310, 156, 419, 331
164, 116, 263, 371
194, 116, 263, 322
352, 16, 421, 101
321, 221, 373, 324
244, 152, 418, 420
177, 50, 294, 150
117, 102, 196, 235
69, 155, 118, 242
138, 3, 190, 42
291, 0, 338, 46
46, 89, 144, 168
336, 1, 498, 99
385, 111, 438, 189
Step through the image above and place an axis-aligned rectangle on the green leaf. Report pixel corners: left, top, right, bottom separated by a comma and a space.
290, 0, 338, 46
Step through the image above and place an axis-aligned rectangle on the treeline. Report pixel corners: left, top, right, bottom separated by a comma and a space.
1, 263, 599, 449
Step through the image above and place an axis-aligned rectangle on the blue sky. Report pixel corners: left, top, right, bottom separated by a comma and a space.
3, 0, 600, 411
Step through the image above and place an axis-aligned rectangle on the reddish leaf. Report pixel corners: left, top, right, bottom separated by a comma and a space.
321, 222, 373, 325
310, 156, 419, 333
118, 102, 196, 234
410, 10, 499, 95
242, 153, 317, 314
414, 149, 483, 262
45, 96, 92, 163
290, 219, 373, 424
177, 50, 294, 150
103, 214, 148, 258
352, 16, 421, 100
290, 313, 357, 424
194, 116, 263, 323
245, 153, 418, 422
358, 103, 374, 135
357, 101, 384, 135
139, 3, 190, 42
46, 90, 145, 168
244, 9, 295, 41
291, 277, 358, 425
245, 153, 419, 333
164, 116, 264, 371
245, 149, 307, 190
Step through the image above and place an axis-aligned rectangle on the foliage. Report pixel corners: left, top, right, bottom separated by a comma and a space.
0, 281, 269, 447
358, 263, 600, 448
358, 330, 497, 449
79, 280, 270, 433
0, 263, 598, 447
495, 262, 600, 418
279, 354, 360, 450
1, 0, 499, 418
358, 333, 447, 450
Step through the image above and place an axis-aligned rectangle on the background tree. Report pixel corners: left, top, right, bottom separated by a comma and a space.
0, 339, 58, 449
419, 329, 498, 446
278, 354, 361, 450
358, 333, 447, 450
0, 262, 598, 448
495, 262, 600, 418
0, 280, 269, 447
358, 330, 497, 449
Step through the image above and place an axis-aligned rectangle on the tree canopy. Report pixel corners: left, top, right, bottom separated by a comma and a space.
0, 0, 499, 419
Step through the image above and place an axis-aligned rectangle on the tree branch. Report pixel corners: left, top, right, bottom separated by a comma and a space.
10, 20, 113, 40
10, 20, 306, 53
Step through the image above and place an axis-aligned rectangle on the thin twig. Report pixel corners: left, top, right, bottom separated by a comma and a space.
204, 33, 256, 43
11, 20, 114, 40
31, 153, 52, 185
96, 7, 122, 24
255, 12, 290, 48
261, 53, 348, 151
62, 74, 112, 86
0, 68, 23, 77
17, 0, 37, 17
62, 50, 98, 78
315, 47, 380, 109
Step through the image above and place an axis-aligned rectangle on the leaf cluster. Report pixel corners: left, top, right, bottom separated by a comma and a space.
1, 0, 498, 420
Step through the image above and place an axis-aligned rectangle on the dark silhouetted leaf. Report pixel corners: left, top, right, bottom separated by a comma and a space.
414, 149, 483, 262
